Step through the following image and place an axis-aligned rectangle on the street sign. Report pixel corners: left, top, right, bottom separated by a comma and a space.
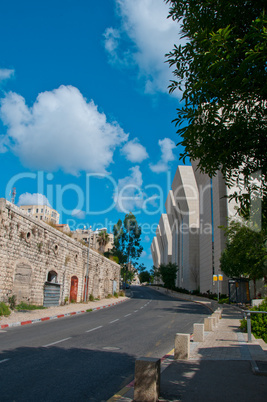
213, 274, 223, 281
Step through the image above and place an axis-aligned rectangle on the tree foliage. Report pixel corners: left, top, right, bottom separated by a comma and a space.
112, 212, 143, 265
97, 230, 109, 253
220, 220, 267, 297
139, 270, 151, 283
165, 0, 267, 214
159, 262, 178, 289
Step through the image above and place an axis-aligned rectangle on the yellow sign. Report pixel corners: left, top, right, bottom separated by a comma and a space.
213, 274, 223, 281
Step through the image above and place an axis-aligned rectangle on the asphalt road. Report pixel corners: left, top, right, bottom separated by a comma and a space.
0, 286, 210, 401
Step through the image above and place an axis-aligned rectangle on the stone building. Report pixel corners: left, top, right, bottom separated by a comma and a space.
72, 228, 114, 253
19, 204, 60, 224
0, 199, 120, 306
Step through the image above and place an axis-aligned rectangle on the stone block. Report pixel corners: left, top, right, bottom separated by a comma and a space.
212, 313, 220, 324
204, 317, 213, 331
174, 333, 190, 360
193, 323, 204, 342
134, 357, 160, 402
211, 316, 217, 327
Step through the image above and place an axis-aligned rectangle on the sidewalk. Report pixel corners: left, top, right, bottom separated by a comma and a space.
115, 305, 267, 401
0, 295, 129, 329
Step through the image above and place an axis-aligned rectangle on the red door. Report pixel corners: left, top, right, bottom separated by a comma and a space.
70, 276, 78, 302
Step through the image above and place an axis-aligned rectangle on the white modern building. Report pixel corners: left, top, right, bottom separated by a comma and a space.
151, 164, 237, 294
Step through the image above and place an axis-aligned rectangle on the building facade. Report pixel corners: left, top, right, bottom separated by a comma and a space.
72, 228, 114, 253
0, 199, 120, 306
151, 164, 236, 294
19, 204, 60, 224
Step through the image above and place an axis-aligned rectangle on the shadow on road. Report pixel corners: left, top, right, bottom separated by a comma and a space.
0, 346, 135, 402
160, 352, 267, 401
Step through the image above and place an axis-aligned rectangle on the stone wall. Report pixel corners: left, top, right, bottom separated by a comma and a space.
0, 198, 120, 305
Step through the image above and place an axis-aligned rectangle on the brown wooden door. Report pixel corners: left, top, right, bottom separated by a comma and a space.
70, 276, 78, 302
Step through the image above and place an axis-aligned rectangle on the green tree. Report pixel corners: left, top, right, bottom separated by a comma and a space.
220, 220, 267, 298
112, 213, 143, 266
159, 262, 178, 290
139, 270, 151, 284
97, 230, 109, 253
165, 0, 267, 217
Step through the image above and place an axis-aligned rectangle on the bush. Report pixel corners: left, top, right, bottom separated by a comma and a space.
89, 294, 94, 302
219, 297, 229, 304
113, 292, 119, 298
0, 302, 11, 316
119, 290, 125, 297
240, 298, 267, 343
8, 295, 16, 310
106, 294, 113, 299
16, 302, 46, 311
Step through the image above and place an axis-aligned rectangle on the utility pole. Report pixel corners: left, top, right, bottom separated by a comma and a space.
84, 226, 91, 302
11, 187, 16, 204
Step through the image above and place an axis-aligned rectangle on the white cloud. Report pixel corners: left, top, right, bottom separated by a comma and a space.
17, 193, 51, 207
121, 137, 148, 163
71, 209, 86, 219
114, 166, 159, 212
0, 135, 9, 153
150, 138, 176, 173
114, 165, 144, 212
104, 0, 181, 94
144, 235, 150, 242
0, 85, 128, 175
0, 68, 14, 82
141, 250, 147, 258
103, 28, 121, 60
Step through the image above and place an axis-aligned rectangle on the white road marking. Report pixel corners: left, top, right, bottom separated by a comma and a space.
0, 330, 7, 333
140, 307, 144, 309
86, 326, 103, 333
43, 337, 72, 347
109, 319, 119, 324
0, 359, 10, 364
134, 310, 138, 313
124, 314, 131, 317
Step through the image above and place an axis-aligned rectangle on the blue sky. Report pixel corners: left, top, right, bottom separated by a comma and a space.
0, 0, 187, 270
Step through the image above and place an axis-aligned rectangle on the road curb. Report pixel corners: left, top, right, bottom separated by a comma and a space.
0, 298, 129, 329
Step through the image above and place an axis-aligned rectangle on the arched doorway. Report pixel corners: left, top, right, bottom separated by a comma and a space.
43, 270, 60, 307
70, 276, 78, 302
93, 275, 99, 299
104, 278, 109, 297
13, 262, 32, 303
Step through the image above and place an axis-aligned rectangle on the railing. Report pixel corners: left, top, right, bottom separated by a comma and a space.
243, 310, 267, 342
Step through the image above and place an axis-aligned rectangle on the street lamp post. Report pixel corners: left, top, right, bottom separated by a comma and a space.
84, 226, 91, 302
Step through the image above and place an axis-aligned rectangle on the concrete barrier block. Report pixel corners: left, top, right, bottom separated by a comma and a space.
204, 317, 213, 331
134, 357, 160, 402
211, 316, 217, 327
212, 313, 220, 324
193, 323, 204, 342
174, 333, 190, 360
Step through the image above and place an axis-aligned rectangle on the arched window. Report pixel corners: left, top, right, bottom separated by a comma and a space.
47, 270, 58, 283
